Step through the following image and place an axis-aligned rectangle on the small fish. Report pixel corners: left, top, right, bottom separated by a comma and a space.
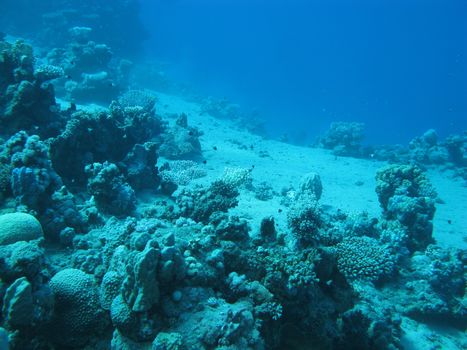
213, 146, 218, 151
202, 160, 207, 164
447, 219, 452, 224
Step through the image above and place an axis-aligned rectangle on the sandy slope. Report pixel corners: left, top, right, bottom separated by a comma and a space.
155, 92, 466, 250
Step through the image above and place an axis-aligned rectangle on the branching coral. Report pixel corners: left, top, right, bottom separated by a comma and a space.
336, 236, 394, 282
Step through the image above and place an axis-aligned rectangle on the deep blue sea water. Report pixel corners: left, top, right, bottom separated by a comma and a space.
140, 0, 467, 144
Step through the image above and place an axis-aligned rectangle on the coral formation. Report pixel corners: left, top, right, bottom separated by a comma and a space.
48, 268, 108, 347
376, 164, 437, 252
177, 180, 240, 224
85, 162, 136, 216
0, 40, 63, 138
287, 195, 323, 244
336, 236, 395, 282
319, 121, 366, 156
0, 212, 43, 245
0, 16, 464, 349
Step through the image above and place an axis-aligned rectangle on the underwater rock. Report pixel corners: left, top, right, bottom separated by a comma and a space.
122, 142, 159, 192
159, 114, 202, 160
0, 212, 43, 246
298, 172, 323, 200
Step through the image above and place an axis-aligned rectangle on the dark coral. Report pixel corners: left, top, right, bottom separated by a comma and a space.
85, 162, 136, 217
1, 0, 147, 57
0, 40, 63, 138
50, 101, 162, 189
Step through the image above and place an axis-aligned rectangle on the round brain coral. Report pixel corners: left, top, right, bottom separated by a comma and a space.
49, 268, 106, 347
0, 212, 43, 245
336, 236, 394, 282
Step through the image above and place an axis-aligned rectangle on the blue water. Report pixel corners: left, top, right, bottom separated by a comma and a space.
140, 0, 467, 144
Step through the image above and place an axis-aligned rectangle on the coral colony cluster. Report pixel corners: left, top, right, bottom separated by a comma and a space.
0, 2, 465, 350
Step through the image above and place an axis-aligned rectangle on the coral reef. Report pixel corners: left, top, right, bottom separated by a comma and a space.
319, 121, 366, 157
0, 27, 464, 350
47, 37, 130, 103
0, 40, 63, 138
376, 164, 437, 252
1, 0, 147, 56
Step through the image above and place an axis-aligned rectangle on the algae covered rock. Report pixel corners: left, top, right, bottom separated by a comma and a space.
0, 212, 43, 245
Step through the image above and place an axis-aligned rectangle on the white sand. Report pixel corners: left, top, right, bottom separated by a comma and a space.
155, 92, 466, 250
401, 317, 467, 350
